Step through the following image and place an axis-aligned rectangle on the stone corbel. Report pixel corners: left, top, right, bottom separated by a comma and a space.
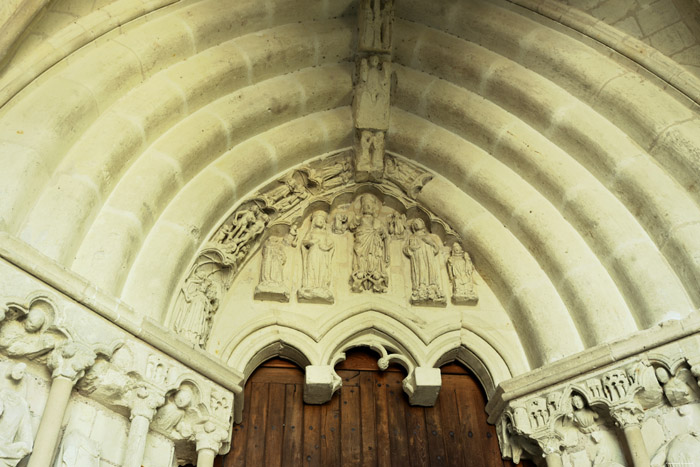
303, 365, 342, 404
401, 366, 442, 406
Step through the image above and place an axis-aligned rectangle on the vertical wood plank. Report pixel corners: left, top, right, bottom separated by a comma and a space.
359, 370, 377, 466
282, 383, 304, 467
438, 385, 465, 467
374, 371, 391, 467
340, 370, 362, 466
385, 372, 410, 467
244, 382, 269, 466
264, 383, 286, 466
424, 386, 447, 467
302, 401, 322, 467
320, 390, 340, 466
404, 403, 429, 467
226, 380, 253, 467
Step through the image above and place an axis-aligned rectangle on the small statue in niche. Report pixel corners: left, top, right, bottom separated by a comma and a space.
0, 364, 33, 467
403, 218, 445, 305
358, 0, 393, 52
254, 236, 289, 302
349, 194, 389, 293
173, 269, 220, 349
446, 243, 478, 305
332, 212, 349, 234
566, 394, 599, 433
655, 366, 700, 406
353, 56, 391, 130
298, 211, 335, 304
354, 130, 385, 182
388, 212, 406, 238
152, 388, 194, 439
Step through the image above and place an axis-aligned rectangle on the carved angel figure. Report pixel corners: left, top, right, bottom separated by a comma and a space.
388, 212, 406, 237
403, 218, 445, 305
384, 155, 433, 199
298, 211, 335, 303
359, 0, 393, 52
446, 243, 478, 305
0, 388, 33, 466
254, 236, 289, 301
263, 176, 308, 212
353, 56, 391, 130
173, 269, 220, 348
350, 194, 389, 293
310, 157, 352, 190
0, 308, 56, 359
152, 388, 194, 439
567, 394, 599, 433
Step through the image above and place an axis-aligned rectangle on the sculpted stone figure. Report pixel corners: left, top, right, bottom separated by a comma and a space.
567, 394, 599, 433
446, 243, 478, 305
173, 269, 220, 348
262, 176, 308, 212
152, 388, 194, 439
299, 211, 335, 304
353, 56, 391, 130
254, 236, 289, 302
403, 219, 445, 305
0, 308, 56, 359
216, 204, 262, 244
332, 212, 349, 234
222, 208, 269, 259
0, 366, 32, 467
388, 212, 406, 238
384, 155, 433, 199
309, 156, 352, 190
655, 366, 699, 406
358, 0, 393, 52
349, 194, 389, 293
355, 129, 385, 182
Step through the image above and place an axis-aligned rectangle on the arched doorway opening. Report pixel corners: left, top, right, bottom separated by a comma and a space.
217, 348, 531, 466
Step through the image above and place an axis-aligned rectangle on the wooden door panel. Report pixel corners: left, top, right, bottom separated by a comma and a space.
218, 353, 532, 467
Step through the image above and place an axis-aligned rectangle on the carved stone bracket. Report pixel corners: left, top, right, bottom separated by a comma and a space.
303, 365, 342, 404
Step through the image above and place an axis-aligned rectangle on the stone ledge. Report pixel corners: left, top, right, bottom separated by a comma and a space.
0, 232, 243, 395
485, 311, 700, 423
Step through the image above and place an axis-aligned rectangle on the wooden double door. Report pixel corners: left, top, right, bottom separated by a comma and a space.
217, 350, 522, 467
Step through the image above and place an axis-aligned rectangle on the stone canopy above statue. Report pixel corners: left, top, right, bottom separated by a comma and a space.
169, 151, 481, 350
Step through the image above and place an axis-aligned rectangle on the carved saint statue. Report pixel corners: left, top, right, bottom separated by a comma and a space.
353, 56, 391, 130
254, 236, 289, 302
446, 243, 478, 305
298, 211, 335, 303
173, 269, 220, 349
403, 218, 445, 305
567, 394, 598, 433
355, 129, 385, 182
349, 194, 389, 293
358, 0, 393, 52
0, 388, 33, 466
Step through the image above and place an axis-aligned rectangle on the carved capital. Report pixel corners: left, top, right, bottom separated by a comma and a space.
609, 401, 644, 429
195, 421, 228, 454
128, 384, 166, 421
47, 342, 97, 383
